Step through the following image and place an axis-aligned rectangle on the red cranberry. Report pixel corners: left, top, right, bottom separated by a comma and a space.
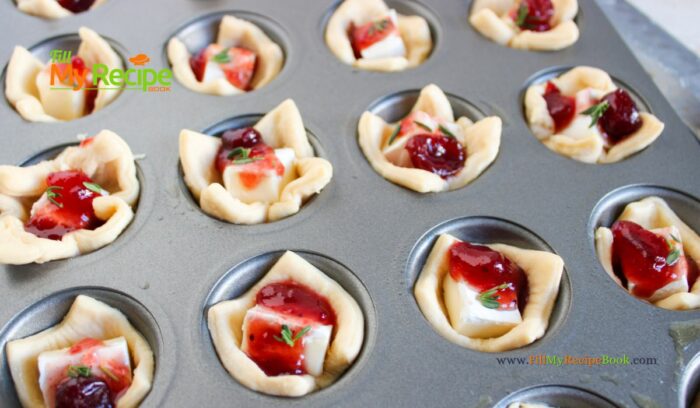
55, 376, 113, 408
221, 127, 262, 149
405, 134, 466, 179
611, 221, 677, 299
598, 89, 643, 144
57, 0, 95, 13
449, 242, 528, 311
25, 170, 104, 240
543, 82, 576, 133
349, 17, 397, 57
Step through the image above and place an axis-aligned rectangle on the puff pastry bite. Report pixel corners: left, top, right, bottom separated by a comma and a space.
470, 0, 579, 51
325, 0, 432, 72
208, 251, 364, 397
167, 15, 283, 96
358, 84, 501, 193
525, 66, 664, 163
595, 196, 700, 310
180, 99, 332, 224
16, 0, 105, 19
5, 27, 122, 122
6, 295, 154, 408
0, 130, 139, 265
414, 233, 563, 352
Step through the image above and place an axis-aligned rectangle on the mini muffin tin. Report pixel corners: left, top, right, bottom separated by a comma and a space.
0, 0, 699, 407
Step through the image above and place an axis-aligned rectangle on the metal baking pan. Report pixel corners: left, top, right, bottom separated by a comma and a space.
1, 0, 699, 407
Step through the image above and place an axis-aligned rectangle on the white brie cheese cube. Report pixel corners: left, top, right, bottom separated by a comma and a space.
560, 114, 603, 140
223, 148, 296, 204
36, 65, 88, 121
202, 59, 226, 83
359, 10, 406, 60
38, 337, 130, 407
241, 305, 332, 376
382, 134, 412, 167
443, 274, 522, 339
574, 87, 607, 114
628, 226, 688, 302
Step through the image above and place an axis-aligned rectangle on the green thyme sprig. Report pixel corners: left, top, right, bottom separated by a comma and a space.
46, 186, 64, 208
367, 19, 389, 36
212, 48, 231, 64
414, 120, 434, 132
665, 234, 682, 266
273, 324, 311, 347
67, 365, 92, 378
515, 3, 529, 27
476, 283, 511, 309
438, 124, 457, 139
387, 125, 401, 146
581, 101, 610, 128
83, 181, 105, 195
227, 147, 263, 165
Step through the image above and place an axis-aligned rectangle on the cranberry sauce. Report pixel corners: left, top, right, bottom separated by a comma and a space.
611, 221, 683, 299
244, 280, 336, 376
543, 82, 576, 132
448, 242, 528, 311
25, 170, 105, 240
405, 134, 466, 179
55, 376, 113, 408
513, 0, 554, 32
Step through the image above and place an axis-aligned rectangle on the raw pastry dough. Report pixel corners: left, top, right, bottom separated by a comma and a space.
414, 233, 564, 352
180, 99, 332, 224
6, 295, 154, 408
595, 196, 700, 310
325, 0, 432, 72
167, 15, 284, 96
16, 0, 106, 19
358, 84, 501, 193
524, 66, 664, 163
0, 130, 139, 265
5, 27, 122, 122
208, 251, 364, 397
470, 0, 579, 51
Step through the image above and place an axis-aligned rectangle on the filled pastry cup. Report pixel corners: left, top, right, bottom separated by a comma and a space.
0, 130, 139, 265
358, 84, 501, 193
595, 196, 700, 310
5, 295, 155, 408
524, 66, 664, 163
180, 99, 332, 225
5, 27, 123, 123
207, 251, 364, 397
325, 0, 432, 72
167, 15, 284, 96
470, 0, 579, 51
16, 0, 106, 19
414, 233, 564, 352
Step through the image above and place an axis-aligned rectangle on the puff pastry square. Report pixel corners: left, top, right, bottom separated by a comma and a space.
167, 15, 284, 96
6, 295, 154, 408
524, 66, 664, 163
595, 196, 700, 310
0, 130, 139, 265
5, 27, 122, 123
325, 0, 432, 72
470, 0, 579, 51
16, 0, 106, 19
180, 99, 332, 224
207, 251, 364, 397
414, 233, 564, 352
358, 84, 501, 193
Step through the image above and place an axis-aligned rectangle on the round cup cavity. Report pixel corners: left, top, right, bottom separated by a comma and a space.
494, 385, 619, 408
0, 287, 163, 405
589, 184, 700, 309
406, 216, 571, 351
201, 250, 376, 398
164, 10, 288, 92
